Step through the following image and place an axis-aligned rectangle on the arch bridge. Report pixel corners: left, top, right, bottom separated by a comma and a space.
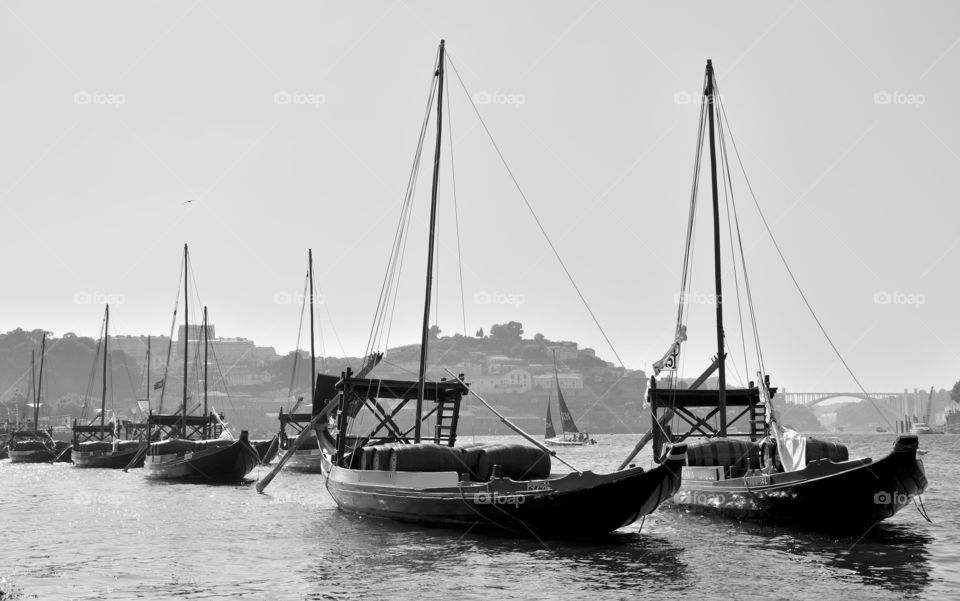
781, 391, 917, 408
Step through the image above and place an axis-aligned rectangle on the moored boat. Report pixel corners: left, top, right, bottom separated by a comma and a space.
646, 59, 927, 532
258, 40, 688, 538
139, 245, 258, 483
8, 334, 71, 464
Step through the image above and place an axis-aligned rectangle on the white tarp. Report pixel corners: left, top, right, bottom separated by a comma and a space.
757, 371, 806, 472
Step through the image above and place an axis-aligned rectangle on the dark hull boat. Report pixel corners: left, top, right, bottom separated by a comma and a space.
323, 444, 685, 538
73, 441, 145, 469
670, 435, 926, 531
144, 431, 258, 482
8, 439, 72, 463
647, 59, 928, 533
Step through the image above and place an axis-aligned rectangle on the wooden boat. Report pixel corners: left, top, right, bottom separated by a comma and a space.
8, 335, 71, 464
544, 351, 596, 446
139, 245, 258, 482
257, 41, 688, 539
647, 60, 927, 532
72, 305, 148, 469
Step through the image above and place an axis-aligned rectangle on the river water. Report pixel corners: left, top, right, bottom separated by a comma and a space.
1, 433, 956, 600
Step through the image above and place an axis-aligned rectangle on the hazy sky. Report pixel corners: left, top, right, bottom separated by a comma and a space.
1, 1, 957, 393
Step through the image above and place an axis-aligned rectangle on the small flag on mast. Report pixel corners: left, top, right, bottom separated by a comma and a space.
652, 325, 687, 377
153, 379, 165, 390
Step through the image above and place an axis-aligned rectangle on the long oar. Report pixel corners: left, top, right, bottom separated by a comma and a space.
122, 442, 149, 472
49, 443, 73, 463
256, 398, 338, 493
444, 369, 580, 473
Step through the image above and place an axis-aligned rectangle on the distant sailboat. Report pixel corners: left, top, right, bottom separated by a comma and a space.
138, 244, 258, 482
8, 335, 71, 463
544, 351, 595, 446
71, 305, 146, 468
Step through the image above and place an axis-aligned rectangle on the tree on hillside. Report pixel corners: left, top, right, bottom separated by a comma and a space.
490, 321, 523, 343
429, 325, 441, 340
952, 380, 960, 404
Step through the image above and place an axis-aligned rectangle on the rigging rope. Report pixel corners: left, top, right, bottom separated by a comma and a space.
445, 54, 626, 368
446, 81, 468, 337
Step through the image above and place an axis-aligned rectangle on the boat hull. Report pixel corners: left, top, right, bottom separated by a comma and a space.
670, 436, 927, 532
323, 446, 686, 538
8, 441, 72, 464
252, 436, 280, 464
72, 446, 145, 469
143, 437, 258, 483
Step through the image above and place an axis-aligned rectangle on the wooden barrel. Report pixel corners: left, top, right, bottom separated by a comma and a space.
475, 444, 551, 481
359, 446, 377, 470
804, 438, 848, 463
685, 439, 761, 472
390, 443, 464, 472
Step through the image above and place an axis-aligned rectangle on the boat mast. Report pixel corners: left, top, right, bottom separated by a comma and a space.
182, 243, 189, 438
704, 59, 727, 436
415, 39, 445, 443
100, 305, 109, 433
309, 249, 318, 415
203, 306, 209, 439
30, 349, 36, 434
146, 335, 151, 407
36, 334, 47, 435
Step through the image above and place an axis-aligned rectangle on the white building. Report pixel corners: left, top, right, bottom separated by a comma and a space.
533, 372, 584, 391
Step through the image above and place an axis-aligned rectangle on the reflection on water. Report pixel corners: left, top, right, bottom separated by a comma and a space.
0, 433, 955, 600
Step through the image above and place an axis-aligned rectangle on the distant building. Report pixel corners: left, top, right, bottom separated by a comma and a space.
471, 369, 532, 394
533, 372, 583, 391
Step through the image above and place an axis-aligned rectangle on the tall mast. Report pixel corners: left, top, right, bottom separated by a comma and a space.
704, 59, 727, 436
415, 39, 445, 443
30, 349, 36, 434
146, 335, 151, 407
100, 305, 109, 432
36, 333, 46, 435
182, 243, 189, 437
309, 249, 318, 415
203, 306, 209, 439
